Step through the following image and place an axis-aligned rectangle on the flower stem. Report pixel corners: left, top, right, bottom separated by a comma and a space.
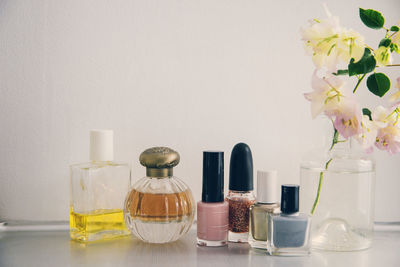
353, 73, 366, 93
310, 158, 332, 215
329, 128, 339, 150
310, 128, 338, 215
382, 64, 400, 67
361, 42, 374, 52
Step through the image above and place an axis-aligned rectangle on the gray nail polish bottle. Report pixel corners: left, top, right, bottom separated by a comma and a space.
267, 184, 311, 256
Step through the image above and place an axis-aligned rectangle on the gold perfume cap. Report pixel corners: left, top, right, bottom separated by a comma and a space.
139, 147, 180, 177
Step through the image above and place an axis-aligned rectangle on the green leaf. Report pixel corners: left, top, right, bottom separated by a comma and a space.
362, 108, 372, 120
367, 73, 391, 97
348, 48, 376, 76
359, 8, 385, 29
332, 69, 349, 76
379, 38, 391, 47
390, 25, 400, 32
390, 43, 399, 53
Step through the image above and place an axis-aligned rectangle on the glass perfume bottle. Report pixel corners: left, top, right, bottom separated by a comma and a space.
226, 143, 256, 243
70, 130, 131, 242
249, 170, 280, 249
197, 151, 229, 247
268, 185, 311, 256
124, 147, 195, 243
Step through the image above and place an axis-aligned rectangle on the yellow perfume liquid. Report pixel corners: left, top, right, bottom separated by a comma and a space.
70, 208, 130, 242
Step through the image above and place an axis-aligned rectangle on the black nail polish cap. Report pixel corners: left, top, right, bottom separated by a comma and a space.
202, 151, 224, 202
281, 184, 299, 214
229, 143, 253, 191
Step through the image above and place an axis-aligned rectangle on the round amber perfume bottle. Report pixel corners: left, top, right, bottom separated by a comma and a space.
124, 147, 195, 243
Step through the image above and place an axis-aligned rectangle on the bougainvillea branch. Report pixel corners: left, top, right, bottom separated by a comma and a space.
302, 7, 400, 214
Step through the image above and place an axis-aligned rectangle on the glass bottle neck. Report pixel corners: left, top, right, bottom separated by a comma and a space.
146, 168, 173, 178
281, 212, 299, 216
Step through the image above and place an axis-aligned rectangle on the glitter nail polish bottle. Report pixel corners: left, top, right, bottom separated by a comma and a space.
226, 143, 256, 243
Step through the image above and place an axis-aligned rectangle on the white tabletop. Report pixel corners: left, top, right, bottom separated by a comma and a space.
0, 224, 399, 267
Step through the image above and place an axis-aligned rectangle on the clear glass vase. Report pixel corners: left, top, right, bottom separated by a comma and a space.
300, 119, 376, 251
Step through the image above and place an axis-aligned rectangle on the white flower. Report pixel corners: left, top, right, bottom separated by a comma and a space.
389, 77, 400, 104
392, 21, 400, 50
372, 105, 397, 125
301, 12, 365, 70
305, 71, 365, 140
304, 72, 347, 118
355, 115, 381, 151
337, 29, 365, 64
375, 46, 392, 66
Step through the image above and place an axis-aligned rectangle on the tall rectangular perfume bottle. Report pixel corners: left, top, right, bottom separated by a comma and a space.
70, 130, 131, 242
197, 151, 229, 247
268, 185, 311, 256
248, 171, 280, 249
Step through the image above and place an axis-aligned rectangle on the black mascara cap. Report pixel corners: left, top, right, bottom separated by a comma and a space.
229, 143, 253, 191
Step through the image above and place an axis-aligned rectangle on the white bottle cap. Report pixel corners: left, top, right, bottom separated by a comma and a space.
90, 129, 114, 161
256, 170, 278, 204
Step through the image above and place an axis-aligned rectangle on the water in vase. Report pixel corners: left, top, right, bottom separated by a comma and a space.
300, 167, 375, 251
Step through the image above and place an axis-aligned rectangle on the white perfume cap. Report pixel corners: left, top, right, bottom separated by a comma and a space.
257, 170, 278, 204
90, 129, 114, 161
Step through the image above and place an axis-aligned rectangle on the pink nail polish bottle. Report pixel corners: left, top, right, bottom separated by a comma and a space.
197, 151, 228, 247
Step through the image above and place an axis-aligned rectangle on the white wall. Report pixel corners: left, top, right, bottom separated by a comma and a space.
0, 0, 399, 222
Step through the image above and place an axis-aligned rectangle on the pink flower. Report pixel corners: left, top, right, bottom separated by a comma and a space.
333, 99, 363, 138
305, 71, 363, 139
375, 125, 400, 154
372, 105, 400, 154
304, 71, 362, 138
